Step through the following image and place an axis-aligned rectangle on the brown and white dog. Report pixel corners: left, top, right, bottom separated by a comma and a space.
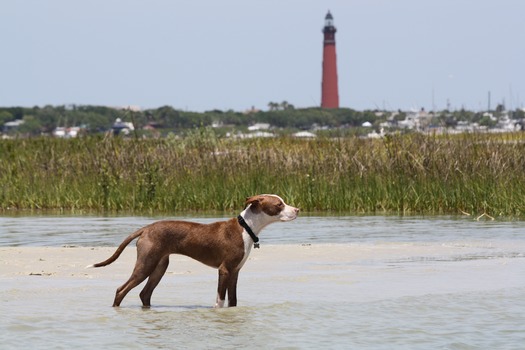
88, 194, 299, 308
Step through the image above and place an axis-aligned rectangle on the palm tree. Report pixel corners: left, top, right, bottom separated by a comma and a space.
267, 102, 279, 111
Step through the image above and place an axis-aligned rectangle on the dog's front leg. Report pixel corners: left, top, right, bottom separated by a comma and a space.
215, 265, 230, 308
227, 270, 239, 307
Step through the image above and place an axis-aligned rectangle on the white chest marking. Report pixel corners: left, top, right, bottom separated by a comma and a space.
214, 231, 252, 308
237, 231, 253, 270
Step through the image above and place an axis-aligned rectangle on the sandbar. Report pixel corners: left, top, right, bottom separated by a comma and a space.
1, 244, 524, 307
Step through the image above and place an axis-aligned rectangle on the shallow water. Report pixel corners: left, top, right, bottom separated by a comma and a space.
1, 214, 524, 246
1, 215, 525, 349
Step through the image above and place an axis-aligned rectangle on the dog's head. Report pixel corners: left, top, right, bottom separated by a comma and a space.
244, 194, 299, 222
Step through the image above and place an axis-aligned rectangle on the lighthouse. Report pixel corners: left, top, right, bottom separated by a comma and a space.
321, 11, 339, 109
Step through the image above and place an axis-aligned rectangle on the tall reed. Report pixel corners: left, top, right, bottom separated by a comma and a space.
1, 131, 525, 217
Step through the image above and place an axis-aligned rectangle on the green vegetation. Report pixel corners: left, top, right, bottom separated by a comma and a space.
2, 104, 523, 137
2, 131, 525, 217
0, 105, 379, 137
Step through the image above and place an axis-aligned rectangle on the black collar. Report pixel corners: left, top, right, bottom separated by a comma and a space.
237, 215, 260, 248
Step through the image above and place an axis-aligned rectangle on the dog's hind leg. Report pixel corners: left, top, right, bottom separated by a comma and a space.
112, 256, 160, 307
139, 255, 170, 307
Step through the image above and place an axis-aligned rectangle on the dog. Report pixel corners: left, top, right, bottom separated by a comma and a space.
88, 194, 299, 308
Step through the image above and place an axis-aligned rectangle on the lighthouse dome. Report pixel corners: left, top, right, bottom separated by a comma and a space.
324, 11, 335, 28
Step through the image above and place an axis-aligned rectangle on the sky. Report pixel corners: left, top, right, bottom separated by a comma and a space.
1, 0, 524, 112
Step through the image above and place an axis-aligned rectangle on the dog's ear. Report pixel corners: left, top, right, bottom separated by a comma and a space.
245, 195, 262, 213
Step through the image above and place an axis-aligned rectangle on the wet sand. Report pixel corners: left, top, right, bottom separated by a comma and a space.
1, 244, 346, 280
2, 243, 524, 307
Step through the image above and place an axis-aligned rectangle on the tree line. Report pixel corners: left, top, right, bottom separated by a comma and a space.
1, 104, 523, 137
0, 105, 382, 136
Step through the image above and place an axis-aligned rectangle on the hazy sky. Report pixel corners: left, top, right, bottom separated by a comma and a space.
1, 0, 523, 112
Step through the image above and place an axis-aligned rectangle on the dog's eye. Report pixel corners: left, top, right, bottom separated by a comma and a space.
278, 202, 284, 207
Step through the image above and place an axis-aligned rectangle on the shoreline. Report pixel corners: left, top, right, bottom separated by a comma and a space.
1, 244, 359, 307
2, 245, 524, 301
0, 245, 353, 279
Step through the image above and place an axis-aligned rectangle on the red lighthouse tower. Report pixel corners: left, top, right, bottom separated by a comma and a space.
321, 11, 339, 108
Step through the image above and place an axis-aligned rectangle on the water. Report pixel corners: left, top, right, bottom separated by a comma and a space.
1, 214, 525, 349
2, 214, 524, 246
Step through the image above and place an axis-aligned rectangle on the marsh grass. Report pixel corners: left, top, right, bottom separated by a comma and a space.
1, 131, 525, 217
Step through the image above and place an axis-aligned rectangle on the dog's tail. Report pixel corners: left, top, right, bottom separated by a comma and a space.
86, 228, 144, 268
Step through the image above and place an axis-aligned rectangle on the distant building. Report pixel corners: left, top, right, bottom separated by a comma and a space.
112, 105, 142, 112
3, 119, 24, 133
112, 118, 135, 135
248, 123, 270, 131
293, 131, 317, 138
53, 127, 81, 138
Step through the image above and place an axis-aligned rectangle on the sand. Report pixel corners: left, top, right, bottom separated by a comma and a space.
2, 243, 523, 308
1, 244, 356, 307
0, 244, 348, 279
